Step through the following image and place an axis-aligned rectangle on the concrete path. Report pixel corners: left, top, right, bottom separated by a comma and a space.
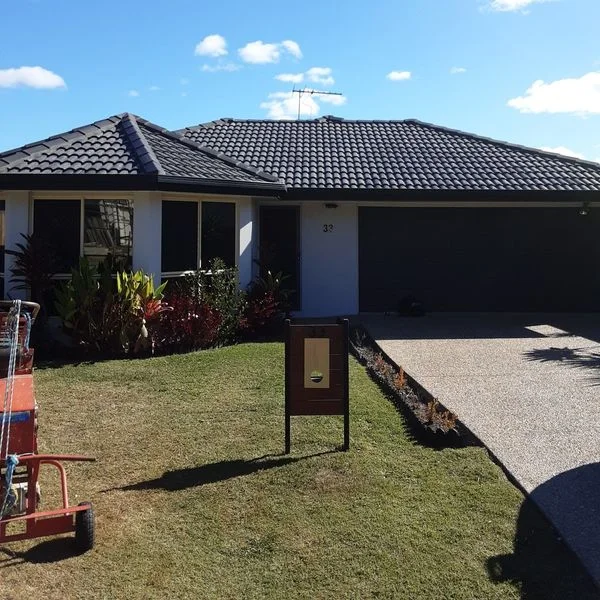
361, 313, 600, 586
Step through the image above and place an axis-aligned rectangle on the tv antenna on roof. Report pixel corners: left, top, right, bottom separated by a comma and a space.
292, 87, 344, 120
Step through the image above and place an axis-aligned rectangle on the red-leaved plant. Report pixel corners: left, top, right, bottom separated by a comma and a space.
239, 291, 279, 336
156, 294, 221, 353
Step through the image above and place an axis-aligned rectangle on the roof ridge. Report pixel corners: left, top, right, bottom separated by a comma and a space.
139, 117, 281, 183
0, 114, 126, 171
176, 116, 426, 133
406, 119, 600, 171
119, 114, 164, 174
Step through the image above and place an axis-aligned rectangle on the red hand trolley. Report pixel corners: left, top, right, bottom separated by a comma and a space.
0, 301, 96, 551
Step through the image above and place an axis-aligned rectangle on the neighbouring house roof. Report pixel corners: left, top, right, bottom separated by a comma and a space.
0, 114, 284, 195
178, 116, 600, 193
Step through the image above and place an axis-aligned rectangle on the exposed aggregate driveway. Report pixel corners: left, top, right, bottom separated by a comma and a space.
362, 313, 600, 587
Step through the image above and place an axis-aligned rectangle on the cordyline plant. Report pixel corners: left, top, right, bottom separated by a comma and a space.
5, 232, 58, 319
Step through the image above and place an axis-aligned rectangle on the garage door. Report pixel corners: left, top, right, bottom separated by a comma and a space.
359, 207, 600, 312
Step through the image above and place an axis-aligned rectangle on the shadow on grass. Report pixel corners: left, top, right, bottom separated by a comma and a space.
488, 463, 600, 599
115, 451, 339, 493
0, 537, 84, 567
523, 346, 600, 386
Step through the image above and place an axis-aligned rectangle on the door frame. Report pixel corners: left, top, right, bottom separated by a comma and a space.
258, 204, 301, 311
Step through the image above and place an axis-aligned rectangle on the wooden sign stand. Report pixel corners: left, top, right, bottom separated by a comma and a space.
284, 318, 350, 453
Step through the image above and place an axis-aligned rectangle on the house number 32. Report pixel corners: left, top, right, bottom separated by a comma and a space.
323, 224, 334, 232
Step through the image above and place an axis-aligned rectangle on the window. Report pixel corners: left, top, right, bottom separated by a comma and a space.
161, 201, 198, 273
201, 202, 236, 268
84, 200, 133, 269
161, 200, 236, 274
0, 200, 4, 298
34, 199, 133, 273
33, 200, 81, 272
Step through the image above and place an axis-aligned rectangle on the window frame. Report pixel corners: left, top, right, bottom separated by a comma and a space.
161, 196, 239, 278
30, 194, 134, 276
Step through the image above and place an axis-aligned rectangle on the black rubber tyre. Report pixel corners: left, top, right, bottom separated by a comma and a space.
74, 502, 95, 552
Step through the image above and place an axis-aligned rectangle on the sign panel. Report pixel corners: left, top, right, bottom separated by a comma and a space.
284, 319, 349, 453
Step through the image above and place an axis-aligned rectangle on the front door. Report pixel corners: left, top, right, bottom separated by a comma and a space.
259, 206, 300, 310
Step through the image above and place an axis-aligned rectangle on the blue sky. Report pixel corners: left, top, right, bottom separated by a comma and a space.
1, 0, 599, 162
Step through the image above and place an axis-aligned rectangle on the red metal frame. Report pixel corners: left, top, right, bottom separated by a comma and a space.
0, 454, 95, 543
0, 301, 96, 546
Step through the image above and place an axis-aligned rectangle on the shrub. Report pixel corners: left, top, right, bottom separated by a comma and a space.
155, 293, 221, 353
55, 257, 167, 355
203, 258, 246, 345
249, 266, 292, 313
239, 291, 279, 336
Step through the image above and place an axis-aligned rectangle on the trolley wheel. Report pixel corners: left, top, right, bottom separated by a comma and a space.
74, 502, 95, 552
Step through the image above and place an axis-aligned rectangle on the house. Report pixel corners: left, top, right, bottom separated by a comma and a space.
1, 113, 600, 316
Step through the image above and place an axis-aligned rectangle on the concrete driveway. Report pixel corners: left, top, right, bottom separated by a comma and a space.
361, 313, 600, 586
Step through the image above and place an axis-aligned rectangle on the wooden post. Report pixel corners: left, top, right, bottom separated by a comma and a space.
341, 318, 350, 451
284, 319, 291, 454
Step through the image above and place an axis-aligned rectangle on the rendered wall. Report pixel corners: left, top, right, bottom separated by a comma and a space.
300, 202, 358, 317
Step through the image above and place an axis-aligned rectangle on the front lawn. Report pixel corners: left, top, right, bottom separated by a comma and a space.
1, 344, 595, 599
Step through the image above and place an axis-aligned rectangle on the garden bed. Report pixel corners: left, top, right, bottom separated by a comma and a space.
350, 324, 480, 449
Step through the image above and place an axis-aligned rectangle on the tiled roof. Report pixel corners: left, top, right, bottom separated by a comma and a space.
0, 114, 280, 187
178, 116, 600, 192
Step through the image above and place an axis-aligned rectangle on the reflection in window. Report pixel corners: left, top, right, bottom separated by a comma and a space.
201, 202, 236, 268
84, 200, 133, 269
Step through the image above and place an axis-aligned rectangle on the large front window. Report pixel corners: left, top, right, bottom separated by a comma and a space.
161, 200, 236, 275
33, 198, 133, 273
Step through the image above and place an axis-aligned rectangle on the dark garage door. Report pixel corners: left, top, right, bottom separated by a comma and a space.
359, 207, 600, 312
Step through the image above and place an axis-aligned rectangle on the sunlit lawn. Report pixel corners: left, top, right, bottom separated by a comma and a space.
0, 344, 596, 599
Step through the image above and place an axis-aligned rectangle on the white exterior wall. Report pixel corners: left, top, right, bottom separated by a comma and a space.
299, 202, 358, 317
4, 191, 30, 299
238, 197, 254, 289
132, 191, 162, 279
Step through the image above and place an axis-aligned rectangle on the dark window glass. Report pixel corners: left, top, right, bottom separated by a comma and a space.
161, 201, 198, 273
0, 201, 5, 278
201, 202, 236, 268
33, 200, 80, 272
84, 200, 133, 269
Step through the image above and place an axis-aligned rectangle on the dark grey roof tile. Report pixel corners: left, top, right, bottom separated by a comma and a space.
0, 114, 282, 189
180, 116, 600, 191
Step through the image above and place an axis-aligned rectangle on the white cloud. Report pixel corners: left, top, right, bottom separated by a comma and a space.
128, 89, 139, 97
487, 0, 551, 11
149, 85, 160, 91
0, 66, 66, 89
276, 73, 304, 83
540, 146, 585, 160
387, 70, 411, 81
239, 41, 281, 64
281, 40, 303, 59
180, 77, 190, 85
238, 39, 302, 64
195, 34, 227, 57
260, 89, 347, 119
306, 67, 334, 86
508, 71, 600, 115
181, 91, 188, 97
450, 66, 467, 74
201, 63, 241, 72
260, 91, 318, 119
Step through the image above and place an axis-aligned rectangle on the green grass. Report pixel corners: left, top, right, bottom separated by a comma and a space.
1, 344, 596, 599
